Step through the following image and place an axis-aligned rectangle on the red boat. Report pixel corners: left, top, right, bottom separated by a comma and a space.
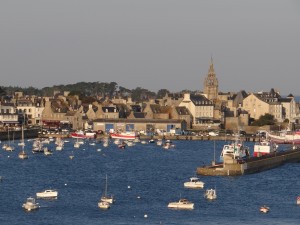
253, 140, 278, 157
110, 132, 138, 140
70, 130, 96, 139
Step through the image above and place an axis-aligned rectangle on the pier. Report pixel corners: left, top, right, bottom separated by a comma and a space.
197, 147, 300, 176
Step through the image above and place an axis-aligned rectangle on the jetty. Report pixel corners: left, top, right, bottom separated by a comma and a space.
197, 147, 300, 176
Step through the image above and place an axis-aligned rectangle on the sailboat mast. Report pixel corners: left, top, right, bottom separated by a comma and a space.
105, 174, 108, 196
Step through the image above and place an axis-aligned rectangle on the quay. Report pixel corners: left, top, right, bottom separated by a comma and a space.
0, 128, 39, 141
197, 147, 300, 176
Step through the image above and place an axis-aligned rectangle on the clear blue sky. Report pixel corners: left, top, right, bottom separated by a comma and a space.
0, 0, 299, 95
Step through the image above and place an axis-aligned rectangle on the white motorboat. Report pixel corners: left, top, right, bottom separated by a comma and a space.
36, 189, 58, 199
184, 177, 205, 189
98, 200, 110, 209
204, 188, 217, 200
168, 198, 194, 210
260, 205, 270, 213
101, 174, 114, 204
297, 196, 300, 205
22, 197, 40, 211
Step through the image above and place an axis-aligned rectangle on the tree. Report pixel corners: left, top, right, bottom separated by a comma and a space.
156, 89, 170, 99
251, 113, 276, 126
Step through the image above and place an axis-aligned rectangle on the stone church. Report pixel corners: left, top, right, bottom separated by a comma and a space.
203, 58, 219, 102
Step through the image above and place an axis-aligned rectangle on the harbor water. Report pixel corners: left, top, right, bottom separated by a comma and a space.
0, 139, 299, 225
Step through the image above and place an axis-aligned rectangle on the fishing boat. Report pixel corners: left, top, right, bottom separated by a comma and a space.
167, 198, 194, 210
204, 188, 217, 200
110, 131, 138, 140
184, 177, 205, 189
267, 130, 300, 144
100, 174, 114, 204
220, 135, 250, 162
22, 197, 40, 211
253, 139, 278, 157
70, 130, 96, 139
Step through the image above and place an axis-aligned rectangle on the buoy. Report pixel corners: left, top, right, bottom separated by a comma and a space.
65, 183, 67, 186
128, 185, 131, 189
144, 214, 148, 218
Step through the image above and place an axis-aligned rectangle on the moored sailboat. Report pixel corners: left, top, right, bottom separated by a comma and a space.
18, 125, 28, 159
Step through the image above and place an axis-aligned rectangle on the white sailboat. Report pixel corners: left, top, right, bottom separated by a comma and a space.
5, 128, 14, 152
18, 125, 28, 159
100, 174, 114, 204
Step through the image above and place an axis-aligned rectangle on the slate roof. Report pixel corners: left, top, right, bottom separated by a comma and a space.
190, 95, 213, 106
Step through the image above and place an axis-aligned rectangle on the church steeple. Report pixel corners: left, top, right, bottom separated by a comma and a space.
204, 57, 218, 101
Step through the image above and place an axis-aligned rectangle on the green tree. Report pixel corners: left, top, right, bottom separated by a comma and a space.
156, 89, 170, 99
251, 113, 276, 126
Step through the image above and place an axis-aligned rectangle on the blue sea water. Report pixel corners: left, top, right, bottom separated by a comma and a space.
0, 139, 300, 225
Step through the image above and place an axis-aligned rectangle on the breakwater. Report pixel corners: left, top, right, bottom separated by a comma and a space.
0, 129, 39, 141
197, 147, 300, 176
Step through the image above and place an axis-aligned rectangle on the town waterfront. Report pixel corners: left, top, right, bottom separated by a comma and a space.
0, 139, 300, 225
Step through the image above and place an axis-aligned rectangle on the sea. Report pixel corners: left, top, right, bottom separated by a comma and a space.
0, 138, 300, 225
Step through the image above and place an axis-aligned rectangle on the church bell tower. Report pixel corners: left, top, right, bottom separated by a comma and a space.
204, 58, 218, 102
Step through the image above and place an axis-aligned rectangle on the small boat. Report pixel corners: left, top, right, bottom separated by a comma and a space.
98, 201, 110, 209
110, 131, 138, 140
297, 196, 300, 205
118, 142, 126, 149
204, 188, 217, 200
167, 198, 194, 210
260, 205, 270, 213
101, 174, 114, 204
18, 125, 28, 159
184, 177, 205, 189
22, 197, 40, 211
18, 151, 28, 159
103, 140, 109, 147
43, 147, 53, 156
148, 139, 155, 143
36, 189, 58, 199
74, 140, 80, 148
156, 139, 163, 146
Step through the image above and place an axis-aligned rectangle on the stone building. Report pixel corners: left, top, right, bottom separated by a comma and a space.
179, 93, 215, 128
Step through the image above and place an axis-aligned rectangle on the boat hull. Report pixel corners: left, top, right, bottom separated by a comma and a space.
36, 190, 58, 199
167, 203, 194, 210
267, 132, 300, 144
110, 132, 137, 140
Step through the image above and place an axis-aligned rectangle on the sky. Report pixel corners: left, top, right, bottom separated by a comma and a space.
0, 0, 300, 96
